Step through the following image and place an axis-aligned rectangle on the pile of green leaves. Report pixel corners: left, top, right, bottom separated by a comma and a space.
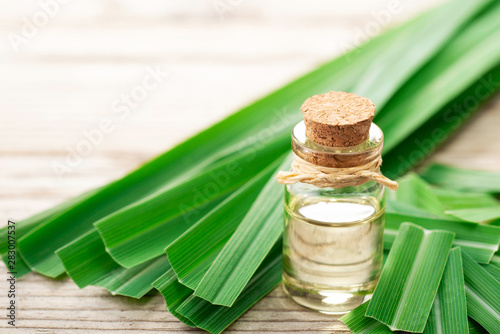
341, 172, 500, 334
2, 0, 500, 332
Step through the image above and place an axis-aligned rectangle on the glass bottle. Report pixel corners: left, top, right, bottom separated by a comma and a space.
282, 120, 385, 314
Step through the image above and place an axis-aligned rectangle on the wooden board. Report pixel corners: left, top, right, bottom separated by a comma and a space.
2, 0, 499, 333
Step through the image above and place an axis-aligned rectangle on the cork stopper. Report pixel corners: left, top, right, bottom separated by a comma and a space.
301, 91, 375, 147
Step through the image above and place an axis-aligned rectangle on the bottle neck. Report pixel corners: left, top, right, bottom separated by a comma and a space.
291, 121, 384, 168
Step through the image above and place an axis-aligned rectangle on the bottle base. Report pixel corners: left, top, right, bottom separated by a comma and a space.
282, 273, 378, 314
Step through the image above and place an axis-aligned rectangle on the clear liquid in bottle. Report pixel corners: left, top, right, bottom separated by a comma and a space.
282, 196, 384, 314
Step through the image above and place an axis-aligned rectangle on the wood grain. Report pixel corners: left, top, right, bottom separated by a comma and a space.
2, 0, 499, 333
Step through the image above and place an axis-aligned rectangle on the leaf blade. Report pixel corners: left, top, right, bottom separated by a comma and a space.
166, 162, 278, 289
462, 250, 500, 334
177, 240, 283, 334
421, 164, 500, 193
366, 223, 455, 332
193, 156, 291, 306
57, 229, 169, 298
384, 212, 500, 264
341, 249, 468, 334
377, 2, 500, 154
446, 207, 500, 223
353, 0, 495, 108
152, 269, 195, 327
389, 173, 445, 216
423, 248, 468, 334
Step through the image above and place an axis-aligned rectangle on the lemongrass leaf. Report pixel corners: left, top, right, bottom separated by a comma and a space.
340, 301, 392, 334
384, 213, 500, 263
421, 163, 500, 193
193, 157, 290, 306
352, 0, 495, 108
56, 188, 223, 284
57, 229, 169, 298
379, 2, 500, 178
382, 65, 500, 178
386, 198, 440, 218
94, 256, 169, 298
446, 207, 500, 223
95, 145, 288, 269
366, 223, 455, 332
491, 251, 500, 266
389, 173, 445, 216
462, 250, 500, 334
430, 188, 499, 211
16, 162, 218, 277
176, 241, 282, 334
166, 163, 278, 289
152, 269, 195, 327
341, 248, 468, 334
0, 187, 100, 277
377, 1, 500, 154
56, 229, 122, 288
92, 192, 226, 269
423, 248, 468, 334
481, 263, 500, 282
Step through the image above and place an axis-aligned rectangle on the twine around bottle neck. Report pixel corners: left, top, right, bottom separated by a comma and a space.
276, 150, 398, 191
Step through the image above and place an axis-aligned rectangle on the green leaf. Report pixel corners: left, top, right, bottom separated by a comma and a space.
423, 248, 468, 334
481, 263, 500, 282
353, 0, 495, 108
430, 188, 499, 211
446, 207, 500, 223
176, 240, 282, 334
385, 213, 500, 264
491, 252, 500, 267
376, 1, 500, 154
381, 65, 500, 179
57, 230, 169, 298
94, 256, 169, 298
386, 198, 440, 218
152, 269, 195, 327
380, 4, 500, 179
56, 229, 122, 289
17, 159, 223, 277
462, 250, 500, 333
193, 157, 290, 306
366, 223, 455, 332
421, 163, 500, 193
166, 163, 278, 290
0, 187, 100, 277
56, 188, 223, 284
95, 141, 289, 268
389, 173, 445, 216
341, 248, 468, 334
340, 301, 393, 334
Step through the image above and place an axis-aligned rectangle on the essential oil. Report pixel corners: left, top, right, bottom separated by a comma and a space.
283, 194, 384, 313
278, 92, 396, 313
